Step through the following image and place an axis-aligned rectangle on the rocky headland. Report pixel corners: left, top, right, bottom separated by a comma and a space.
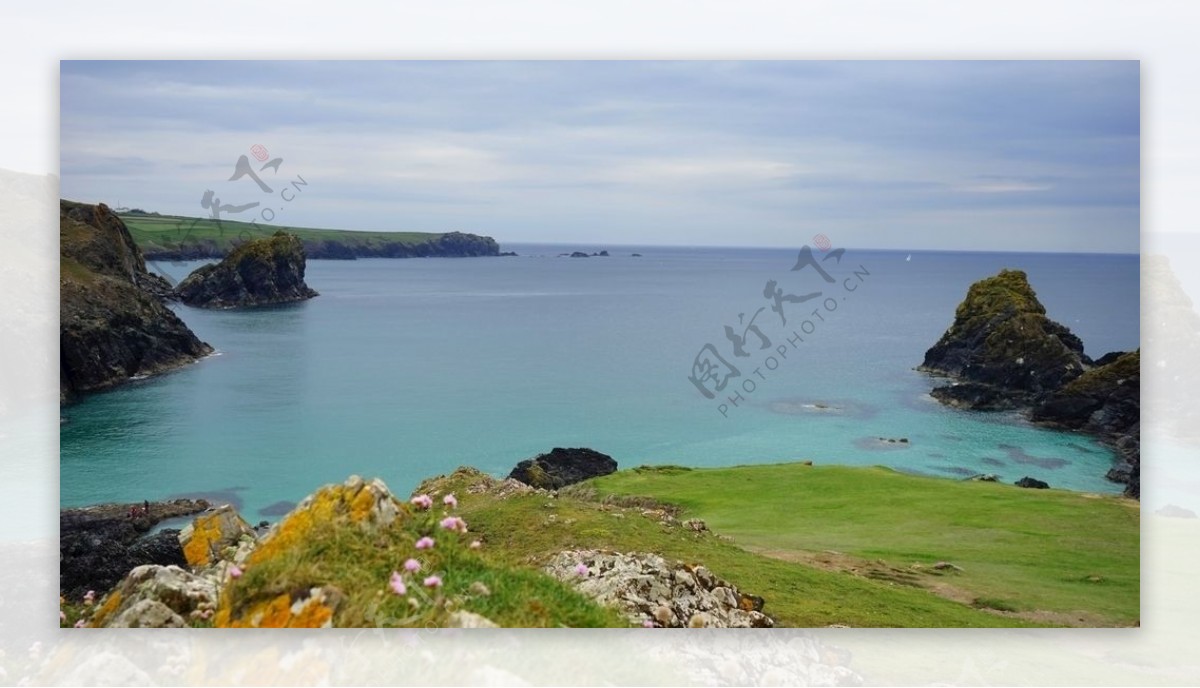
59, 200, 213, 402
142, 230, 500, 261
175, 231, 318, 308
920, 269, 1140, 497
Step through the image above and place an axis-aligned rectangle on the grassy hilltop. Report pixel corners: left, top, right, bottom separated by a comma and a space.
119, 212, 498, 260
414, 462, 1138, 627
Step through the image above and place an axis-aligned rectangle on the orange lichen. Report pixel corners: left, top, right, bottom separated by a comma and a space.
89, 589, 123, 627
183, 512, 224, 567
217, 591, 334, 628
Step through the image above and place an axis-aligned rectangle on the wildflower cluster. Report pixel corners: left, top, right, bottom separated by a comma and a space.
375, 492, 484, 625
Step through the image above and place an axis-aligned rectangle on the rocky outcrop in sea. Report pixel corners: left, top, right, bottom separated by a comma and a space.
59, 200, 213, 401
175, 231, 318, 308
920, 269, 1140, 497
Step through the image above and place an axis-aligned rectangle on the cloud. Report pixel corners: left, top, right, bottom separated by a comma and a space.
59, 60, 1139, 252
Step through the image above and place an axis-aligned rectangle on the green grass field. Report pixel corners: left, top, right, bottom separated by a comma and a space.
586, 463, 1139, 626
120, 213, 443, 255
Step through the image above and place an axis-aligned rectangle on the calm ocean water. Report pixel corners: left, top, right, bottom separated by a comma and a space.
60, 245, 1139, 517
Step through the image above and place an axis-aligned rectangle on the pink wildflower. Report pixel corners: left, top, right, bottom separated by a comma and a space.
228, 564, 243, 579
423, 575, 443, 589
415, 536, 435, 550
389, 571, 407, 596
83, 590, 95, 604
443, 493, 458, 509
60, 611, 66, 622
643, 620, 655, 628
410, 494, 433, 510
74, 619, 86, 628
469, 540, 482, 549
575, 563, 589, 577
404, 558, 421, 573
439, 516, 468, 533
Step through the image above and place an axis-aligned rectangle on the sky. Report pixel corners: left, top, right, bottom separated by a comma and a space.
59, 60, 1140, 252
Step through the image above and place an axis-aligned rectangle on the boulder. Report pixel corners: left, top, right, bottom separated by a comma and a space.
90, 564, 219, 628
1015, 476, 1050, 489
216, 585, 343, 628
919, 269, 1089, 407
545, 549, 773, 628
175, 231, 318, 308
508, 447, 618, 489
179, 505, 257, 568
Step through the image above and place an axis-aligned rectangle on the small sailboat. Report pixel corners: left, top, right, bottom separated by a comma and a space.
905, 253, 912, 262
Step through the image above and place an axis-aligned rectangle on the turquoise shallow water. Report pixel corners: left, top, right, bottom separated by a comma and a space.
60, 246, 1139, 517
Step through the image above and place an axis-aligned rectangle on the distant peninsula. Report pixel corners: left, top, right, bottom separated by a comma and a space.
119, 211, 500, 260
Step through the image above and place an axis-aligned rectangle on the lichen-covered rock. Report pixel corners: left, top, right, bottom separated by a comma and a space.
919, 269, 1089, 407
509, 448, 618, 489
545, 549, 773, 628
179, 505, 257, 568
175, 231, 318, 308
90, 564, 219, 628
60, 200, 212, 401
215, 585, 342, 628
249, 475, 402, 565
1031, 350, 1141, 497
414, 466, 541, 501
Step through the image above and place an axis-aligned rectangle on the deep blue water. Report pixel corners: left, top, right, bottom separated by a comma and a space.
60, 246, 1139, 517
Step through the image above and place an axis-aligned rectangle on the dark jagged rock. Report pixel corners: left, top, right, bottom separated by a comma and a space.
1032, 350, 1141, 498
1015, 476, 1050, 489
175, 231, 318, 309
59, 499, 209, 598
499, 251, 519, 257
631, 253, 642, 257
919, 269, 1090, 408
594, 250, 610, 257
60, 200, 213, 402
921, 269, 1141, 498
508, 447, 618, 489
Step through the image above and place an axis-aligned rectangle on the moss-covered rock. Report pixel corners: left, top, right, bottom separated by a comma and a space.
919, 269, 1089, 405
59, 200, 213, 401
175, 231, 318, 308
1032, 350, 1141, 497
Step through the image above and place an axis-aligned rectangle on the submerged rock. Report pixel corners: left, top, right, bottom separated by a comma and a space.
545, 549, 773, 628
175, 231, 318, 308
919, 269, 1089, 407
508, 447, 618, 489
59, 200, 213, 401
1015, 476, 1050, 489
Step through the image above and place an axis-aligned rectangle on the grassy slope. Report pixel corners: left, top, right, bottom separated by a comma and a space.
120, 213, 440, 254
589, 463, 1139, 626
442, 468, 1092, 628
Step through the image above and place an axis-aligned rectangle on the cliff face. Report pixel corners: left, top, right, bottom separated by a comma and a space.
920, 269, 1140, 497
60, 201, 213, 402
1032, 350, 1141, 497
175, 231, 318, 309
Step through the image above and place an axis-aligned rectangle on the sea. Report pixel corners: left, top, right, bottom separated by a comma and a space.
59, 245, 1140, 519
